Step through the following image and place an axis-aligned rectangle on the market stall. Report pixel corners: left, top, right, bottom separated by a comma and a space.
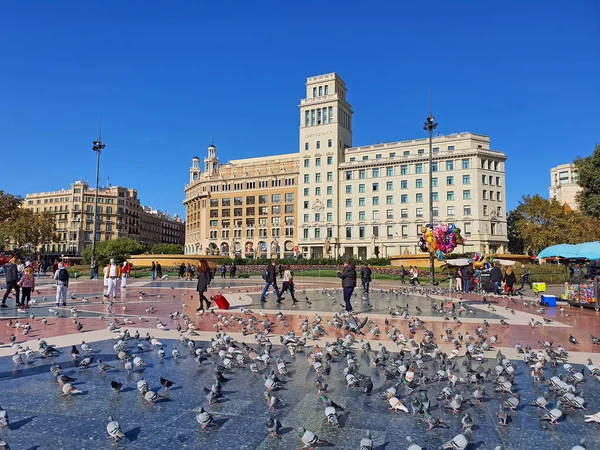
564, 281, 599, 310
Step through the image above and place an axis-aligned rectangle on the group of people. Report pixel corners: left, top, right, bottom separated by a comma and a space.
1, 256, 72, 307
219, 263, 237, 279
455, 263, 533, 296
259, 260, 297, 304
178, 263, 196, 280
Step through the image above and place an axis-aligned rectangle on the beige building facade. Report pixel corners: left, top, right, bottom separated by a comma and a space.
184, 73, 509, 259
24, 181, 184, 259
549, 163, 581, 210
183, 145, 299, 258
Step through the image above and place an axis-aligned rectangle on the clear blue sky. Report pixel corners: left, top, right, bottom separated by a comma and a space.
1, 1, 598, 217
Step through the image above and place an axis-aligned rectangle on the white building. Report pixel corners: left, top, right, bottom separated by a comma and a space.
549, 163, 581, 210
185, 72, 509, 259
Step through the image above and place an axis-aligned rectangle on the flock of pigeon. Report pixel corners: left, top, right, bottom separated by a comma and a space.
2, 283, 600, 449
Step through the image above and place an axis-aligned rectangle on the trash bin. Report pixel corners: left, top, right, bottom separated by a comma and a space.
541, 294, 556, 307
533, 282, 546, 294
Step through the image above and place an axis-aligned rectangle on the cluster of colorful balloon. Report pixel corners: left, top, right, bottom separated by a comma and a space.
418, 223, 465, 261
471, 252, 495, 270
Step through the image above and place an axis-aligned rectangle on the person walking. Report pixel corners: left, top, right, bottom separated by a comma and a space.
503, 266, 516, 296
280, 264, 298, 303
104, 259, 121, 299
18, 264, 36, 308
490, 263, 503, 295
220, 264, 227, 279
150, 261, 156, 280
399, 265, 406, 284
462, 263, 473, 293
54, 261, 69, 307
230, 262, 236, 279
178, 263, 186, 279
455, 267, 463, 292
121, 261, 131, 289
410, 266, 421, 286
1, 257, 20, 308
520, 264, 533, 290
196, 259, 212, 311
260, 259, 282, 303
360, 264, 372, 293
51, 259, 59, 275
337, 260, 357, 313
90, 259, 97, 280
156, 262, 163, 280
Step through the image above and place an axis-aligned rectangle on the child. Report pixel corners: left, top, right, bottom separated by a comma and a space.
18, 266, 36, 308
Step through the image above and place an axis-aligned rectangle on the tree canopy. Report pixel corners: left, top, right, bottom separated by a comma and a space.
0, 191, 56, 252
149, 243, 183, 254
574, 143, 600, 219
508, 194, 600, 255
81, 237, 144, 265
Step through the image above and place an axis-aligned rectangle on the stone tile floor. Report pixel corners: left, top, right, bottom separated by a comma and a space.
1, 276, 600, 449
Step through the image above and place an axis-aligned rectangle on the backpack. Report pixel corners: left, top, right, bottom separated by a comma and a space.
58, 268, 69, 282
262, 266, 270, 281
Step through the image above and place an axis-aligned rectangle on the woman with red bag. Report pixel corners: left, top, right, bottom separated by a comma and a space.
196, 259, 212, 312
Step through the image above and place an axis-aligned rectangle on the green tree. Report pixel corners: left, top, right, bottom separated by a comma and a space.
0, 191, 56, 251
81, 237, 144, 265
510, 194, 600, 255
149, 243, 183, 254
574, 143, 600, 218
507, 208, 525, 254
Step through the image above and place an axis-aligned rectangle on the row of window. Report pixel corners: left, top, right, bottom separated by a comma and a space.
302, 205, 501, 223
209, 194, 295, 207
301, 222, 477, 240
304, 107, 334, 127
312, 85, 329, 97
481, 159, 501, 171
209, 217, 295, 228
207, 178, 296, 193
209, 205, 294, 218
304, 140, 333, 151
343, 159, 475, 180
210, 228, 294, 239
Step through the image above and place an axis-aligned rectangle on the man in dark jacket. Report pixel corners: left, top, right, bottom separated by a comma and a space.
462, 263, 473, 293
1, 257, 20, 307
360, 264, 372, 293
260, 259, 282, 303
338, 260, 357, 313
490, 264, 503, 295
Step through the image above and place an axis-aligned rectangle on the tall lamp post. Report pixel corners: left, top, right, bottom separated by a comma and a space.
423, 102, 438, 285
90, 122, 106, 269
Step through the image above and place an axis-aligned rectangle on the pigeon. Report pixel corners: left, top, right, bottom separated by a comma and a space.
360, 430, 374, 450
79, 356, 94, 368
106, 416, 125, 441
497, 406, 508, 426
540, 401, 563, 424
196, 407, 214, 429
584, 411, 600, 423
461, 413, 474, 430
110, 381, 123, 393
0, 406, 8, 428
60, 382, 82, 396
440, 428, 472, 450
160, 377, 174, 390
266, 416, 280, 437
571, 439, 587, 450
0, 439, 9, 450
406, 436, 422, 450
569, 335, 579, 345
298, 427, 325, 449
97, 360, 115, 373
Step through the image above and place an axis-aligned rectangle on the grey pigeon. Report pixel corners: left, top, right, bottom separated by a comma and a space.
106, 416, 125, 441
196, 407, 214, 429
0, 439, 9, 450
571, 439, 587, 450
298, 427, 325, 448
0, 406, 8, 428
406, 436, 422, 450
360, 430, 373, 450
266, 416, 279, 437
440, 427, 471, 450
461, 413, 473, 430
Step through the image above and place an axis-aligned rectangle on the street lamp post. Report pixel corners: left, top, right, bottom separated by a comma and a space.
91, 122, 106, 269
423, 102, 438, 286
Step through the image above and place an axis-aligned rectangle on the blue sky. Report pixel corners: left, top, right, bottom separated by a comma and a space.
1, 1, 598, 217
